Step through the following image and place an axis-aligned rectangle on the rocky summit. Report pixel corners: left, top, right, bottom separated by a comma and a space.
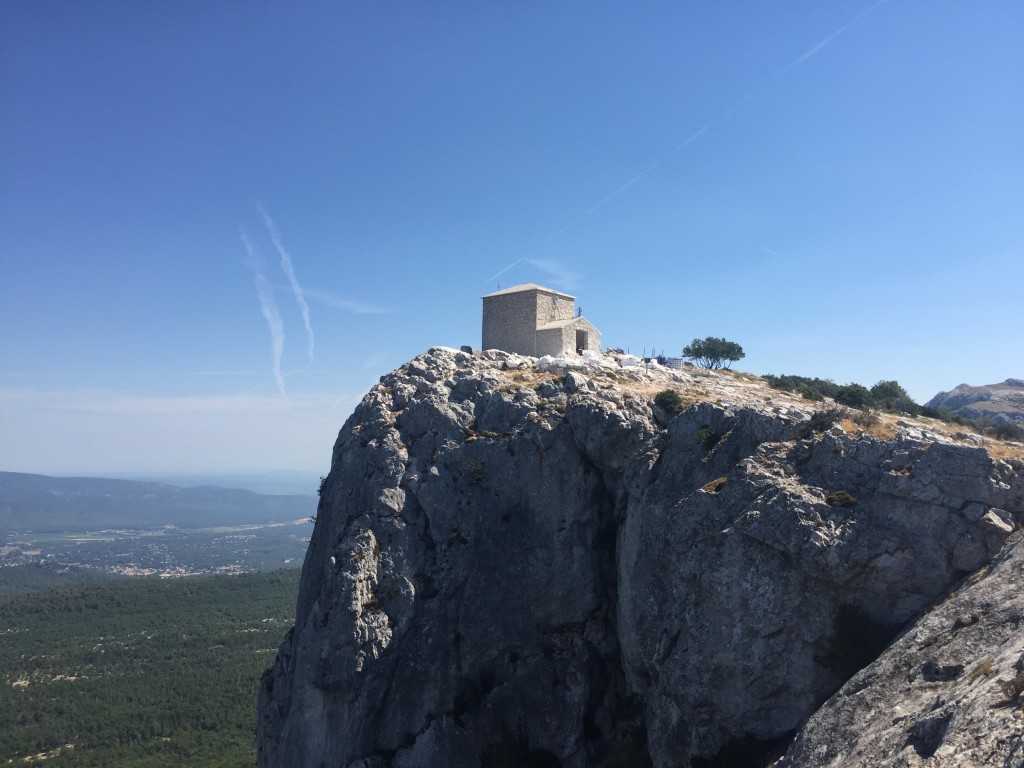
927, 378, 1024, 426
257, 348, 1024, 768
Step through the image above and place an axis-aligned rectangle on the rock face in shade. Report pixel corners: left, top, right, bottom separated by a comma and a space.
926, 378, 1024, 425
778, 531, 1024, 768
257, 348, 1024, 768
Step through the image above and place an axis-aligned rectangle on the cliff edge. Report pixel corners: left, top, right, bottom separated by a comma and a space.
257, 348, 1024, 767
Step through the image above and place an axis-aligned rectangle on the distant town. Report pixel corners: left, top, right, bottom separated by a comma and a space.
0, 521, 312, 581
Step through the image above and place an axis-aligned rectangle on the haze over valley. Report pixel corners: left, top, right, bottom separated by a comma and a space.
0, 472, 315, 586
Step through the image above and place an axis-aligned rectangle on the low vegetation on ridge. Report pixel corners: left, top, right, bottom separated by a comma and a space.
763, 374, 1024, 442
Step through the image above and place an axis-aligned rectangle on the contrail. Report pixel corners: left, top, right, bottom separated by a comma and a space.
486, 257, 525, 285
527, 258, 581, 292
259, 205, 315, 367
762, 246, 794, 264
484, 125, 708, 285
775, 0, 890, 79
540, 125, 708, 248
241, 231, 288, 401
484, 0, 892, 288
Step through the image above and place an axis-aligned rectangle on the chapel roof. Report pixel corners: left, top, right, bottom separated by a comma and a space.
481, 283, 575, 300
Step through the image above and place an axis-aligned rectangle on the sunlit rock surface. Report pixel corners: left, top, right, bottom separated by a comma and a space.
258, 348, 1024, 768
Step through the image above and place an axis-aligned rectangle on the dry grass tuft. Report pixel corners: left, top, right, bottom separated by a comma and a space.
916, 419, 1024, 460
496, 370, 560, 391
984, 441, 1024, 462
863, 421, 898, 440
838, 415, 898, 440
968, 658, 995, 683
721, 369, 762, 383
701, 477, 728, 493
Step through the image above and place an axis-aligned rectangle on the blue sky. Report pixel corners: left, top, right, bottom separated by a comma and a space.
2, 1, 1021, 476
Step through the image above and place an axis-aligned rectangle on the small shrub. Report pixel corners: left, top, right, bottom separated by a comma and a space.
870, 380, 918, 413
654, 389, 684, 414
697, 427, 720, 450
994, 422, 1024, 441
797, 384, 824, 401
800, 407, 844, 437
702, 477, 728, 493
848, 409, 881, 429
968, 658, 995, 683
834, 384, 874, 410
825, 491, 857, 508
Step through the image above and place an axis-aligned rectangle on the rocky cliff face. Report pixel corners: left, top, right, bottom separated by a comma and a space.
257, 348, 1024, 768
927, 379, 1024, 425
779, 530, 1024, 768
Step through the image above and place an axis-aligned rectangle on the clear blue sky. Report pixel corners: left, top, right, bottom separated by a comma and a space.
2, 1, 1021, 476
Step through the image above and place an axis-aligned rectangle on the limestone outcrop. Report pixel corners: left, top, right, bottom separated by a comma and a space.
257, 348, 1024, 768
927, 378, 1024, 426
779, 531, 1024, 768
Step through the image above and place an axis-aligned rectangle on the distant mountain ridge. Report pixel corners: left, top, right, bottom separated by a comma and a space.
926, 378, 1024, 425
0, 472, 316, 533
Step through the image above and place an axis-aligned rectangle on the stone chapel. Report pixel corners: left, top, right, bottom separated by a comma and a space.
481, 283, 602, 357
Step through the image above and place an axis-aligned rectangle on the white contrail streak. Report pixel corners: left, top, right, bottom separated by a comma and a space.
259, 205, 315, 368
540, 125, 709, 249
762, 246, 794, 264
483, 0, 892, 288
483, 125, 709, 286
241, 231, 288, 401
583, 125, 708, 218
486, 258, 525, 285
775, 0, 891, 79
527, 258, 581, 292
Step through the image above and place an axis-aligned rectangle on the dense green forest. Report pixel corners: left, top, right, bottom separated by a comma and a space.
0, 565, 115, 598
0, 569, 299, 767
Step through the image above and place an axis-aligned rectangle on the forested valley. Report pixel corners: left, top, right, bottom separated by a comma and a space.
0, 569, 299, 767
